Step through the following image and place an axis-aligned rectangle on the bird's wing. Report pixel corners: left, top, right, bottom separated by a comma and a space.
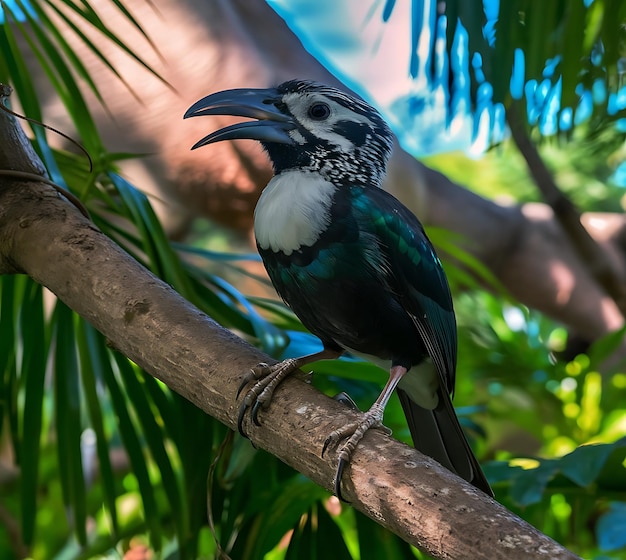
353, 187, 496, 494
353, 186, 457, 393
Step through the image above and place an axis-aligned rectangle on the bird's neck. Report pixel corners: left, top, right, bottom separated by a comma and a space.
263, 143, 387, 189
253, 170, 336, 255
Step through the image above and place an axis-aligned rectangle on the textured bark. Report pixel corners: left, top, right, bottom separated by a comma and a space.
0, 89, 580, 560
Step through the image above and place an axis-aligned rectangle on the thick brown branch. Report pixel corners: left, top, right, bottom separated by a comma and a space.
0, 93, 579, 560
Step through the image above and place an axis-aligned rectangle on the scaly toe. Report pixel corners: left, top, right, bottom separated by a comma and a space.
322, 423, 360, 457
322, 430, 342, 457
236, 362, 271, 398
235, 358, 302, 436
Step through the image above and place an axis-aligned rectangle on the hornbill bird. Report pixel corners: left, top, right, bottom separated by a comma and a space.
185, 79, 492, 499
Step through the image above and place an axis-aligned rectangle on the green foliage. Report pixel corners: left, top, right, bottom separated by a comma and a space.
439, 0, 626, 132
455, 292, 626, 558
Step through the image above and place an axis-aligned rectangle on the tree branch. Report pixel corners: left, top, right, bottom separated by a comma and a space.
0, 88, 580, 560
507, 102, 626, 319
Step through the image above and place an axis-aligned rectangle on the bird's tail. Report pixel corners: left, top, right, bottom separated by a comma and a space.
397, 388, 493, 496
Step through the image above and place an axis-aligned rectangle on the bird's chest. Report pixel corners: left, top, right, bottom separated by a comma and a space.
253, 171, 336, 255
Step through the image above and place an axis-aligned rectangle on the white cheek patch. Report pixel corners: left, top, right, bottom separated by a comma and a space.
282, 93, 376, 151
289, 129, 307, 144
315, 129, 353, 151
254, 171, 336, 254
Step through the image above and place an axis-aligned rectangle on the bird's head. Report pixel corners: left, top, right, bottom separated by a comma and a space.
184, 80, 394, 188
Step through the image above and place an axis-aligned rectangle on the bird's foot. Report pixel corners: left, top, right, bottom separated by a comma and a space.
236, 359, 300, 438
322, 403, 391, 501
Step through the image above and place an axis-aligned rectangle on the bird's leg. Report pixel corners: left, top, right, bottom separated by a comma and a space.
237, 347, 342, 437
323, 365, 407, 501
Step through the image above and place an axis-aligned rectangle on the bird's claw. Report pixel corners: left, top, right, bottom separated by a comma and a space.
334, 457, 348, 502
322, 404, 388, 501
236, 359, 300, 438
236, 363, 271, 398
251, 400, 263, 426
333, 391, 359, 411
237, 404, 249, 438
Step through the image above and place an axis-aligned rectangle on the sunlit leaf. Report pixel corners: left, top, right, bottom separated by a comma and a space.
77, 321, 119, 536
104, 353, 162, 550
509, 461, 558, 506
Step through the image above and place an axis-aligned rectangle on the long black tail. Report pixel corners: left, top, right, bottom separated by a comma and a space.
397, 388, 493, 496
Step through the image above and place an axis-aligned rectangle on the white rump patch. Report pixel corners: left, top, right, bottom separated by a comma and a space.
254, 171, 336, 254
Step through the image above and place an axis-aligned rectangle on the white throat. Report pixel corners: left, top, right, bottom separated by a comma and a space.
254, 170, 336, 255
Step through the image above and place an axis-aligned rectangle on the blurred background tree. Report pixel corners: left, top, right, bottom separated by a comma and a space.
0, 0, 625, 559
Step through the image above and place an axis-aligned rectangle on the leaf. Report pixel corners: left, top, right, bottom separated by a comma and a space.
559, 1, 586, 113
249, 476, 327, 559
597, 502, 626, 552
427, 227, 508, 295
509, 461, 558, 506
356, 510, 415, 560
9, 1, 103, 154
558, 442, 620, 487
0, 5, 43, 122
18, 281, 48, 545
17, 0, 106, 107
57, 0, 173, 91
103, 353, 162, 550
503, 440, 626, 506
108, 172, 195, 295
284, 503, 352, 560
313, 504, 353, 560
117, 358, 189, 552
77, 321, 120, 536
0, 276, 18, 439
53, 302, 87, 544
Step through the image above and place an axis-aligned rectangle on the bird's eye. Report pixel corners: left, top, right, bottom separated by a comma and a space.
307, 102, 331, 120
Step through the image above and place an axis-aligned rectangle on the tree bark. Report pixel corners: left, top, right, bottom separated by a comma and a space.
0, 87, 580, 560
507, 101, 626, 319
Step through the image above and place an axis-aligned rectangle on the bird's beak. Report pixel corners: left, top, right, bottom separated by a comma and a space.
184, 87, 296, 149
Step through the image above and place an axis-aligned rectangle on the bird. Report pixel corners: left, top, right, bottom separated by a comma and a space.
184, 79, 492, 499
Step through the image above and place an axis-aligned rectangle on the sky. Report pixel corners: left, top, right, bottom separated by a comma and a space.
266, 0, 503, 155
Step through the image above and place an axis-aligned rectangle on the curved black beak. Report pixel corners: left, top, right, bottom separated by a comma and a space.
184, 87, 296, 149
